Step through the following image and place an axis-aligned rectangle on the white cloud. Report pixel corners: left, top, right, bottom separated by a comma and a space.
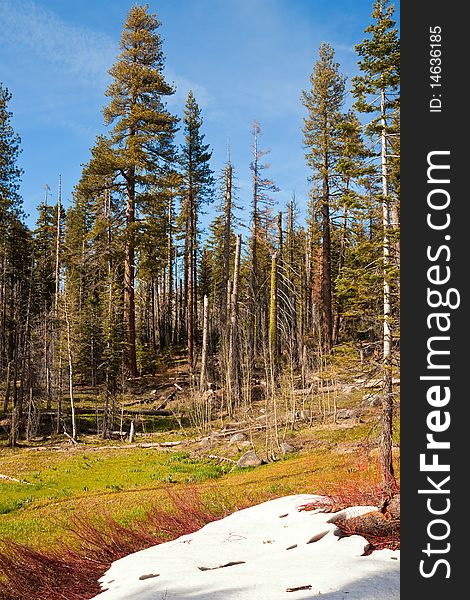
0, 0, 212, 111
0, 0, 117, 83
165, 69, 212, 110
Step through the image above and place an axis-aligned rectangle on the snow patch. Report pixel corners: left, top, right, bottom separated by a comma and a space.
91, 494, 399, 599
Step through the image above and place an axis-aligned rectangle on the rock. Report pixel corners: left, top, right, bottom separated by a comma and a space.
336, 409, 357, 419
237, 450, 262, 468
363, 393, 382, 407
280, 442, 296, 454
297, 409, 314, 421
230, 433, 247, 443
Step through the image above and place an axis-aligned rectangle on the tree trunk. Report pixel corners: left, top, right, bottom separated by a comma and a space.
129, 419, 135, 444
124, 172, 138, 378
333, 204, 348, 345
64, 294, 77, 441
187, 205, 195, 372
287, 200, 299, 365
221, 159, 233, 322
321, 175, 333, 352
229, 234, 242, 405
166, 194, 174, 347
200, 295, 210, 391
250, 130, 259, 365
2, 361, 10, 413
53, 175, 61, 315
380, 88, 395, 490
276, 212, 284, 356
269, 251, 278, 373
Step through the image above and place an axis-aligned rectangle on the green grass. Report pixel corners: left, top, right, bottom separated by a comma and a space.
0, 440, 396, 548
314, 421, 379, 443
0, 384, 400, 551
0, 446, 234, 543
0, 448, 229, 504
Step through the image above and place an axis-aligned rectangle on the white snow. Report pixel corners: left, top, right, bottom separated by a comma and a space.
91, 494, 399, 600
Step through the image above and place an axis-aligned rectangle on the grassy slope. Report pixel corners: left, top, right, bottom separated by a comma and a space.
0, 349, 400, 550
0, 430, 399, 549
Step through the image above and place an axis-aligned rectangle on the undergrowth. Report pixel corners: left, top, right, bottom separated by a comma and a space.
302, 465, 400, 552
0, 453, 400, 599
0, 487, 238, 600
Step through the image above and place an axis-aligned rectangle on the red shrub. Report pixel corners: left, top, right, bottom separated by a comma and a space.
299, 459, 400, 553
0, 488, 231, 600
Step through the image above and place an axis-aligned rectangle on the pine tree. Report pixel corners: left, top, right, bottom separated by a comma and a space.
83, 5, 178, 378
333, 110, 373, 343
0, 83, 24, 378
32, 189, 56, 410
0, 84, 22, 227
139, 168, 182, 353
138, 179, 171, 363
33, 190, 56, 312
302, 43, 346, 352
179, 90, 214, 371
221, 156, 234, 322
206, 157, 239, 322
284, 196, 302, 364
63, 191, 101, 386
0, 83, 32, 444
249, 121, 278, 362
352, 0, 400, 490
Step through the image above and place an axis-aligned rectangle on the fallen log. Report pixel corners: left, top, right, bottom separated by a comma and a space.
0, 473, 32, 485
44, 407, 175, 417
205, 454, 236, 464
356, 378, 401, 389
333, 494, 400, 549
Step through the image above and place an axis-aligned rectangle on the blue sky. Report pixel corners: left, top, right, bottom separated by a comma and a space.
0, 0, 393, 229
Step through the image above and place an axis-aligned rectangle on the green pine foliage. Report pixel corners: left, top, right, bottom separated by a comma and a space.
180, 91, 214, 217
0, 0, 400, 481
352, 0, 400, 125
32, 198, 56, 312
0, 84, 22, 223
302, 43, 346, 351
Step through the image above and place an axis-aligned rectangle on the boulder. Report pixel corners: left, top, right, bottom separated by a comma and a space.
336, 409, 357, 419
297, 409, 314, 421
237, 450, 262, 468
363, 393, 382, 407
230, 432, 247, 443
280, 442, 297, 454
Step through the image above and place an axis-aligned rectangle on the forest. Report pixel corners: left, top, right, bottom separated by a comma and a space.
0, 1, 399, 492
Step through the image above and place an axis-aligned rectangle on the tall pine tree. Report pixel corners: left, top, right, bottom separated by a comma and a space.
302, 43, 346, 352
352, 0, 400, 490
83, 5, 178, 377
179, 90, 214, 371
0, 83, 32, 445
